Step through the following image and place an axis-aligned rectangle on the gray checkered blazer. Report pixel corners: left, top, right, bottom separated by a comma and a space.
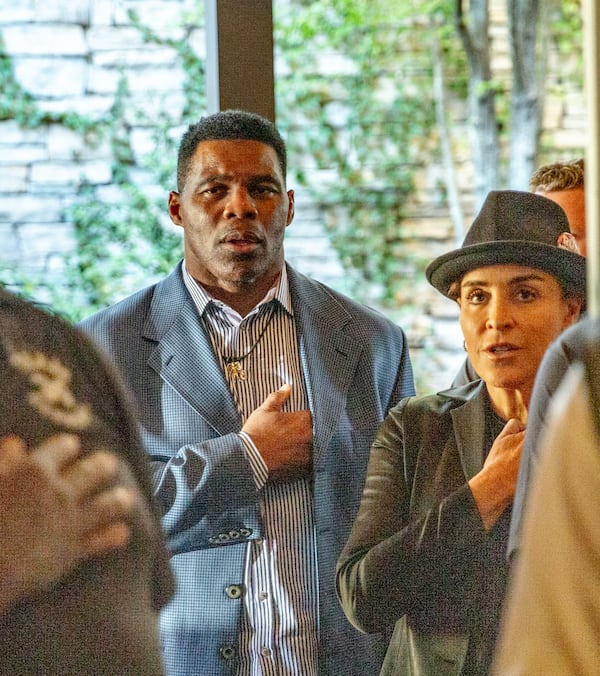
80, 262, 415, 676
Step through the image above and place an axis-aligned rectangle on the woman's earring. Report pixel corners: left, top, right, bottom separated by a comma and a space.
463, 340, 467, 352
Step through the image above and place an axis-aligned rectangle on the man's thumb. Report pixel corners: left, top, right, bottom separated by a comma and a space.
263, 383, 292, 410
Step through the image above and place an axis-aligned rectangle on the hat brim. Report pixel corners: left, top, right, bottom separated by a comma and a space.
425, 241, 586, 298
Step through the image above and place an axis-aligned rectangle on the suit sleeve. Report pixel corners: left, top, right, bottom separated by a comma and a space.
70, 327, 177, 611
149, 433, 262, 555
388, 329, 416, 406
79, 304, 263, 557
336, 398, 488, 634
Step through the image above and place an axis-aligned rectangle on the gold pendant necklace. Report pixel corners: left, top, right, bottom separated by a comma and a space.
222, 304, 275, 382
225, 359, 248, 381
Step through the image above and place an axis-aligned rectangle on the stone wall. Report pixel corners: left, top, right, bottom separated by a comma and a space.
0, 0, 196, 284
0, 0, 586, 393
0, 1, 344, 286
395, 0, 586, 392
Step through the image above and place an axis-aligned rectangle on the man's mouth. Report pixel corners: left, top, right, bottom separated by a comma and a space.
224, 234, 258, 242
221, 232, 261, 252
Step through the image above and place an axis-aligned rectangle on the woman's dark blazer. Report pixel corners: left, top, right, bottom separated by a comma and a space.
337, 380, 511, 676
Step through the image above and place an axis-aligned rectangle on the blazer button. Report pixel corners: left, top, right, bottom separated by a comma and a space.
225, 584, 243, 599
220, 644, 236, 660
239, 527, 252, 538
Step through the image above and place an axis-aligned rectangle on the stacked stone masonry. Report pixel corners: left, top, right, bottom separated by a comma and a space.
0, 0, 585, 392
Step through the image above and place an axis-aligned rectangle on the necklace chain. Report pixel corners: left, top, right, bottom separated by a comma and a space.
222, 304, 275, 381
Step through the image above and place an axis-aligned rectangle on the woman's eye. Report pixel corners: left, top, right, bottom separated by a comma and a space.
517, 288, 536, 301
466, 291, 486, 304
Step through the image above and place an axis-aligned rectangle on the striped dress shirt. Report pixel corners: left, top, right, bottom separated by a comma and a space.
183, 263, 318, 676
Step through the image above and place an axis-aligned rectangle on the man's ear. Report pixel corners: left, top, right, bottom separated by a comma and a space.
168, 191, 183, 226
286, 189, 295, 226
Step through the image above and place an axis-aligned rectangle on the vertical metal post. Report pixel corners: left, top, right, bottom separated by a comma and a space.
205, 0, 276, 122
584, 0, 600, 317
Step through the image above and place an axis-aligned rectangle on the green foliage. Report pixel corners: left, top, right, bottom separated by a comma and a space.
0, 0, 585, 318
0, 36, 103, 141
65, 184, 182, 320
0, 13, 204, 320
548, 0, 583, 86
275, 0, 459, 305
57, 22, 203, 320
126, 8, 206, 118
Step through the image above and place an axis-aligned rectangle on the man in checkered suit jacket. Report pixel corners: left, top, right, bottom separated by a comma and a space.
80, 110, 415, 675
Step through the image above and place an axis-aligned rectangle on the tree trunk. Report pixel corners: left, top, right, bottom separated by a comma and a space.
455, 0, 500, 207
507, 0, 542, 190
431, 26, 466, 245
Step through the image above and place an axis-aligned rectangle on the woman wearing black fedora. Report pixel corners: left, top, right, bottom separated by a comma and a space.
336, 190, 585, 676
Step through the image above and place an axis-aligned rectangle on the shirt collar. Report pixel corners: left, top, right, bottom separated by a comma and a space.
182, 260, 294, 323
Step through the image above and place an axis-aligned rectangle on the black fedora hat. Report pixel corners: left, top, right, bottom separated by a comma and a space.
426, 190, 586, 298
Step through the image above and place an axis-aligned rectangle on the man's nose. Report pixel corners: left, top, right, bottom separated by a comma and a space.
224, 188, 258, 219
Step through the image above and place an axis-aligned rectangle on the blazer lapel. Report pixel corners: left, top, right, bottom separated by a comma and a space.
143, 265, 242, 435
288, 267, 361, 462
141, 264, 365, 443
451, 381, 488, 479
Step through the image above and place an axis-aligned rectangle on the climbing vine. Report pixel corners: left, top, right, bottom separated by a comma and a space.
275, 0, 466, 306
0, 36, 100, 138
549, 0, 583, 82
0, 9, 204, 320
0, 0, 585, 319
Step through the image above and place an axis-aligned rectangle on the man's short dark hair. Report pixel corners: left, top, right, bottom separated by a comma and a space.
176, 110, 287, 192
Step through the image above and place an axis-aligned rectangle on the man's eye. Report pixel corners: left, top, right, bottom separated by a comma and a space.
202, 186, 225, 195
253, 185, 277, 195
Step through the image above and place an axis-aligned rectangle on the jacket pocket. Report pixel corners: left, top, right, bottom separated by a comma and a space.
380, 616, 468, 676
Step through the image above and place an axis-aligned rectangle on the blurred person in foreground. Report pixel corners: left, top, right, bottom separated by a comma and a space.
0, 288, 174, 674
0, 432, 130, 613
493, 317, 600, 675
337, 190, 585, 675
507, 158, 587, 560
80, 109, 415, 675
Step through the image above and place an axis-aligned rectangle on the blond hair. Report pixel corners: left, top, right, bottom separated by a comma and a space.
529, 158, 584, 193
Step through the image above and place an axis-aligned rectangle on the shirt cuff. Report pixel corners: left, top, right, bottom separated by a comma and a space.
238, 431, 268, 490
